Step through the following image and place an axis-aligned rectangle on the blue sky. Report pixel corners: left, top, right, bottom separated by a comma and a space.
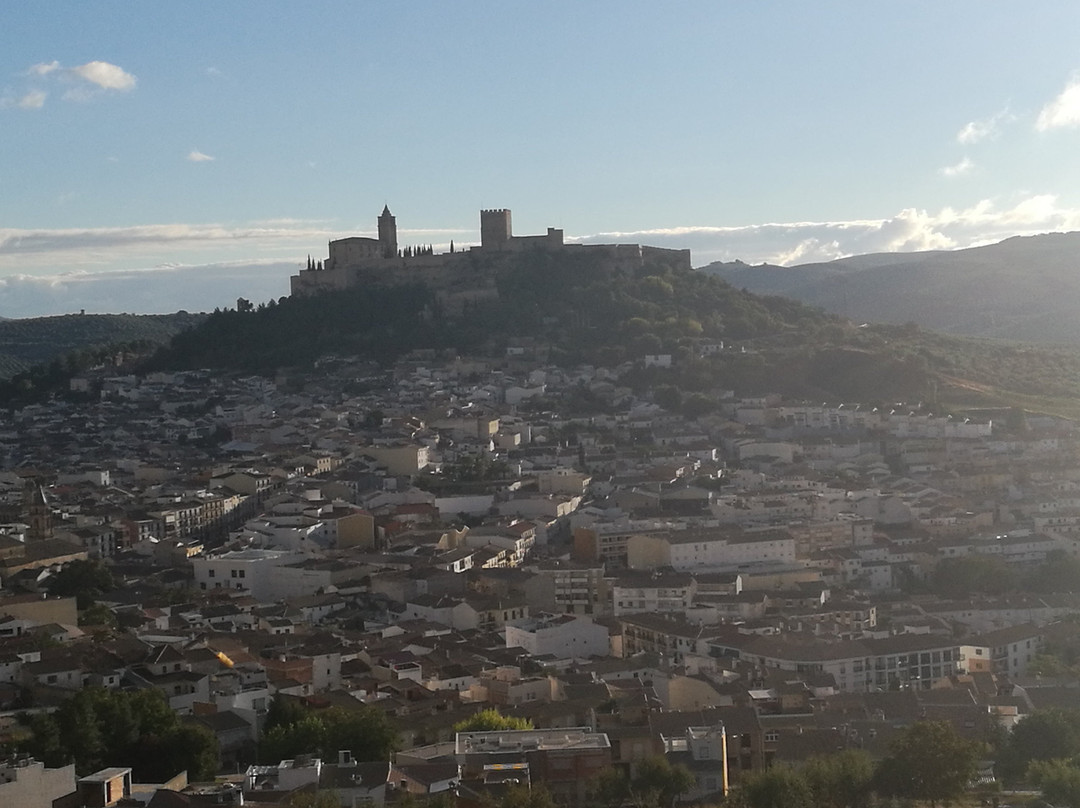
3, 2, 1080, 316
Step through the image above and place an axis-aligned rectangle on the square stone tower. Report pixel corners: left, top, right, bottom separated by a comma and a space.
480, 209, 512, 249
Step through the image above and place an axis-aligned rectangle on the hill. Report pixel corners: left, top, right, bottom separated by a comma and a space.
0, 311, 205, 379
134, 250, 1080, 420
148, 251, 840, 378
700, 232, 1080, 344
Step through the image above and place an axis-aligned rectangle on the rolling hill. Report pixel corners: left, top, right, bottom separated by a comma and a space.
9, 249, 1080, 421
138, 249, 1080, 419
700, 231, 1080, 344
0, 312, 205, 379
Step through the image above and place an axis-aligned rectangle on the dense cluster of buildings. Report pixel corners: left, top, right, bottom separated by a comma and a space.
2, 307, 1080, 805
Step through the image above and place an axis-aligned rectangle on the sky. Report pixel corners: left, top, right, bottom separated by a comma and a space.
3, 2, 1080, 317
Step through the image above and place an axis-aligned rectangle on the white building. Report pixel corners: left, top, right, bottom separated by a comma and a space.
192, 548, 307, 600
628, 529, 795, 572
0, 758, 76, 808
504, 614, 610, 659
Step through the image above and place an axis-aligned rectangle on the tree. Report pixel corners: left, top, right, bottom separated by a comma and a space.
681, 392, 716, 419
633, 756, 696, 808
21, 687, 218, 780
287, 789, 342, 808
143, 723, 219, 783
874, 720, 978, 808
652, 384, 682, 412
1026, 549, 1080, 594
47, 559, 115, 609
1029, 759, 1080, 808
26, 712, 64, 768
259, 715, 328, 764
78, 602, 117, 628
495, 784, 559, 808
996, 708, 1080, 784
592, 766, 633, 808
800, 749, 875, 808
452, 708, 533, 733
734, 766, 814, 808
930, 555, 1017, 597
264, 694, 310, 734
591, 756, 694, 808
322, 707, 398, 762
258, 706, 397, 765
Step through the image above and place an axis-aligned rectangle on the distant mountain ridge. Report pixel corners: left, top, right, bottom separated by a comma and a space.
700, 231, 1080, 344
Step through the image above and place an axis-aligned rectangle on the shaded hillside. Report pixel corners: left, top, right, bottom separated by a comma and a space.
149, 252, 842, 374
0, 312, 205, 380
140, 251, 1080, 417
700, 232, 1080, 344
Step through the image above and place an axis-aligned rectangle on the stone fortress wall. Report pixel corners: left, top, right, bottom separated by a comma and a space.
290, 207, 692, 309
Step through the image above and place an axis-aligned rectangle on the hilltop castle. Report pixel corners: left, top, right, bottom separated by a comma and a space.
290, 207, 691, 308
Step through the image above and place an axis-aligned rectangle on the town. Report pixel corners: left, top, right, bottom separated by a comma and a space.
1, 220, 1078, 808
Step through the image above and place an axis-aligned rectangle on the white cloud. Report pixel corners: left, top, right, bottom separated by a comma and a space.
16, 90, 46, 109
940, 157, 974, 178
27, 61, 60, 76
187, 150, 215, 162
1, 195, 1078, 316
956, 109, 1013, 144
1037, 76, 1080, 131
0, 221, 474, 268
69, 61, 136, 91
14, 60, 137, 106
0, 222, 330, 262
573, 194, 1080, 266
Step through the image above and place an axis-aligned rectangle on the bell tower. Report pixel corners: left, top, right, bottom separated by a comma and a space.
25, 480, 53, 542
378, 205, 397, 258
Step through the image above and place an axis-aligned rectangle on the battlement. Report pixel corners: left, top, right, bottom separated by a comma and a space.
289, 206, 693, 309
480, 208, 513, 248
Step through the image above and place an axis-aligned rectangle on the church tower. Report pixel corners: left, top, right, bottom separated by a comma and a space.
378, 205, 397, 258
25, 481, 53, 542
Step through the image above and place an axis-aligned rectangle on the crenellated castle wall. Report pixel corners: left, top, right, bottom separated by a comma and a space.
290, 208, 692, 309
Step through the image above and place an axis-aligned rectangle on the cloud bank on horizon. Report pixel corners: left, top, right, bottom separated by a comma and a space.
581, 194, 1080, 266
2, 193, 1078, 319
3, 7, 1080, 319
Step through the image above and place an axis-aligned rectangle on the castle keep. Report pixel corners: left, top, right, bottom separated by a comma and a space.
290, 207, 692, 307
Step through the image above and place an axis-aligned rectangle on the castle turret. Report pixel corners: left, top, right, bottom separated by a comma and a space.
480, 209, 512, 249
378, 205, 397, 259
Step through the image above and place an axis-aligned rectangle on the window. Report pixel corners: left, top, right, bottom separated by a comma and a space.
208, 569, 215, 578
764, 731, 779, 743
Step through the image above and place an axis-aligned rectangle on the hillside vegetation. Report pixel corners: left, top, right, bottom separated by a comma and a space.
0, 312, 204, 379
148, 252, 843, 375
6, 253, 1079, 418
142, 252, 1080, 418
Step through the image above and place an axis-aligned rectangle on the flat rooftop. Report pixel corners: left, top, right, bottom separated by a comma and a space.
456, 727, 609, 755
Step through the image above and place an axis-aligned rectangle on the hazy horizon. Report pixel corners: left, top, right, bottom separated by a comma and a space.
5, 2, 1080, 317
